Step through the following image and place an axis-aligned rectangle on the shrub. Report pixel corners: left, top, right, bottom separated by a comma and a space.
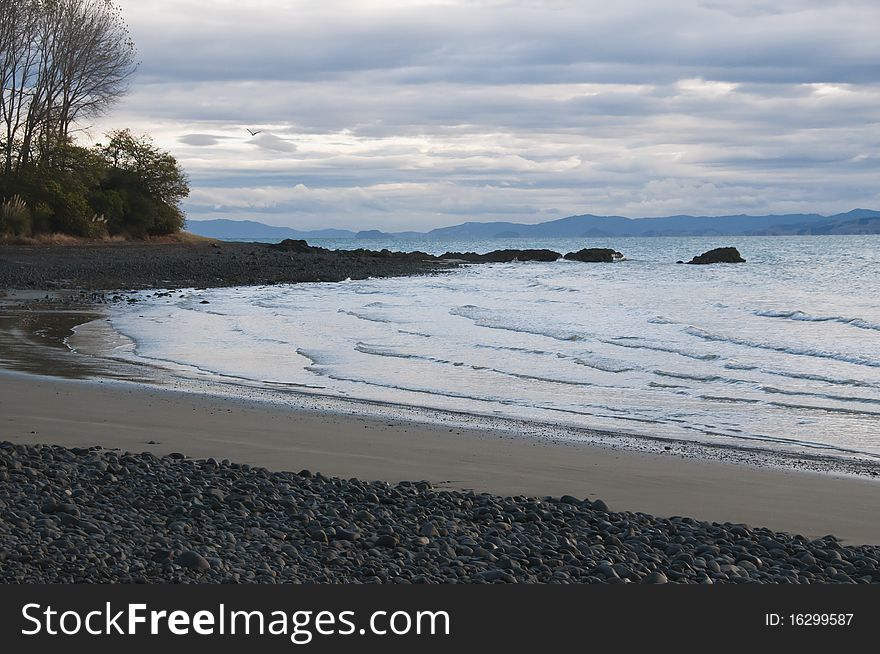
0, 195, 32, 236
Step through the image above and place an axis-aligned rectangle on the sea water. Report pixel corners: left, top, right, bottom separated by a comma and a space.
105, 235, 880, 461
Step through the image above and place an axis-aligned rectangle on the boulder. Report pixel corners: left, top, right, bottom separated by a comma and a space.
563, 248, 624, 263
682, 247, 746, 264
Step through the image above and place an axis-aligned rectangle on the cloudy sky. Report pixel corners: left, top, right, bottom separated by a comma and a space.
90, 0, 880, 231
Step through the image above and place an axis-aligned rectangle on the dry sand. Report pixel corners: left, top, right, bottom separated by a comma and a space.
2, 370, 878, 545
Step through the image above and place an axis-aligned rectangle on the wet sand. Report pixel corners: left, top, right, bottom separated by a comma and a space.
2, 370, 878, 545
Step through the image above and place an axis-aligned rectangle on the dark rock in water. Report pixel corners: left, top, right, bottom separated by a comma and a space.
483, 249, 561, 263
342, 247, 434, 261
563, 248, 624, 263
175, 550, 210, 571
683, 247, 746, 265
440, 249, 561, 263
439, 251, 486, 263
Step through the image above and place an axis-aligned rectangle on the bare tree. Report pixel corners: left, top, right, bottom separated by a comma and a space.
0, 0, 136, 174
0, 0, 41, 175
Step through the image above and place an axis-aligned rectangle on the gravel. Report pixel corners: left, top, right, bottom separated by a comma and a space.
2, 442, 878, 584
0, 241, 452, 291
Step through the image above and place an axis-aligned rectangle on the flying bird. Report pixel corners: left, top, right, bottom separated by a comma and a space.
247, 129, 262, 136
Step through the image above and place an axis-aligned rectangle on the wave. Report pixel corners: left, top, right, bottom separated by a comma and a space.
652, 370, 732, 383
449, 305, 585, 341
569, 355, 637, 374
768, 401, 880, 418
527, 279, 580, 293
602, 337, 720, 361
475, 344, 556, 356
759, 386, 880, 406
723, 363, 880, 389
755, 309, 880, 332
354, 342, 609, 389
338, 309, 399, 325
398, 330, 432, 338
699, 395, 761, 404
354, 343, 452, 365
685, 326, 880, 368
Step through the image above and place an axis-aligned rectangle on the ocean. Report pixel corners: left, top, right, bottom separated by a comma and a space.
101, 235, 880, 462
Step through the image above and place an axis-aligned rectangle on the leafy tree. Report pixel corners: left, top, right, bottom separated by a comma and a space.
95, 129, 189, 237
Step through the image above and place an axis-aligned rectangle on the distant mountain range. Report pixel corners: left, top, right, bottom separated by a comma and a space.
186, 209, 880, 241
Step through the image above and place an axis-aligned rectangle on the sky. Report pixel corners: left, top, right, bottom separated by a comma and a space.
89, 0, 880, 231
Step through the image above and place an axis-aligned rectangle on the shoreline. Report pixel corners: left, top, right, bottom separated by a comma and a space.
3, 295, 879, 479
2, 369, 879, 545
1, 287, 879, 548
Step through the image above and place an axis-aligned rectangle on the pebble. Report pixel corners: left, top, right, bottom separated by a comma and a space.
1, 442, 878, 585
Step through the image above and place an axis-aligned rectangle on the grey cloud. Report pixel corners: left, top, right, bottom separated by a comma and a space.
179, 133, 222, 146
252, 133, 299, 153
99, 0, 880, 230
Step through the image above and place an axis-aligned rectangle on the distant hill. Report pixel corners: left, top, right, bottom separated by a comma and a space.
424, 209, 880, 238
187, 210, 880, 241
185, 219, 355, 240
355, 229, 392, 239
755, 214, 880, 235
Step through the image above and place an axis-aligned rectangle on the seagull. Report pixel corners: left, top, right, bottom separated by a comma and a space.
247, 129, 262, 136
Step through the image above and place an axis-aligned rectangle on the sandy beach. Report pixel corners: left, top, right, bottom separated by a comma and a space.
2, 370, 878, 545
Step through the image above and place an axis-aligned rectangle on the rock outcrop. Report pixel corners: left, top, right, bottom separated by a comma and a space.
440, 249, 561, 263
563, 248, 624, 263
681, 247, 746, 265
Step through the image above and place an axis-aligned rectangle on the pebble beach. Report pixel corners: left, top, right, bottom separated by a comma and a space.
3, 442, 879, 584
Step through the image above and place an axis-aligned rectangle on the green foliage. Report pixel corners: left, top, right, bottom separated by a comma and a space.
0, 130, 189, 239
95, 130, 190, 237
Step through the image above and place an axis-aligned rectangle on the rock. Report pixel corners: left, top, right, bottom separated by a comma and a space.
642, 571, 668, 584
440, 249, 561, 263
271, 239, 325, 254
375, 535, 399, 548
563, 248, 624, 263
175, 551, 210, 572
419, 522, 440, 538
151, 549, 174, 564
683, 247, 746, 265
482, 249, 561, 263
334, 528, 361, 542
